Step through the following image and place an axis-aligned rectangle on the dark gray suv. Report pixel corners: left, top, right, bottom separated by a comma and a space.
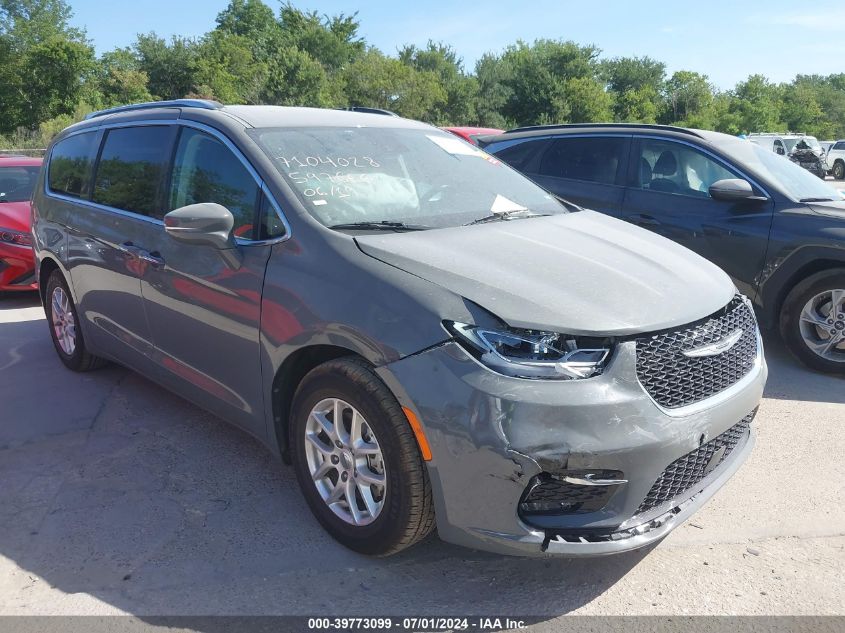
32, 101, 766, 556
481, 124, 845, 374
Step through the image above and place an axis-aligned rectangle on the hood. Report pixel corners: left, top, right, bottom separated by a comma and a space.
355, 211, 735, 336
0, 201, 32, 233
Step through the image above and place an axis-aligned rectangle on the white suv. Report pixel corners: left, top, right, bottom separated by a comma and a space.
826, 140, 845, 179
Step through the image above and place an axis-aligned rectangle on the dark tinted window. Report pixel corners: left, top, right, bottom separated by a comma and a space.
834, 141, 845, 151
93, 126, 172, 216
48, 132, 98, 198
0, 166, 40, 202
538, 137, 627, 185
169, 128, 259, 239
490, 139, 549, 171
635, 139, 736, 197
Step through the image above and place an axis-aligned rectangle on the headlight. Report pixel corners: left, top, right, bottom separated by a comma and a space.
0, 227, 33, 247
445, 321, 612, 380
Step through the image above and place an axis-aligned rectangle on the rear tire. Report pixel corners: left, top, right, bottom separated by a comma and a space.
45, 270, 106, 372
780, 269, 845, 374
290, 357, 435, 555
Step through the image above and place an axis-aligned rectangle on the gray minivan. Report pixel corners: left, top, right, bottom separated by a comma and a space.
32, 100, 766, 556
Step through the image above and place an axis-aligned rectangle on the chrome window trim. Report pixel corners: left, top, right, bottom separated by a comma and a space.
634, 134, 773, 201
44, 118, 292, 246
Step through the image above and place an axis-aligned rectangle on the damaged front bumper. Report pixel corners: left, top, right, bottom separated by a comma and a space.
377, 338, 766, 557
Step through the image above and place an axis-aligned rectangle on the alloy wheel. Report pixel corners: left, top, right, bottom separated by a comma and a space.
799, 288, 845, 363
303, 398, 387, 526
51, 286, 76, 356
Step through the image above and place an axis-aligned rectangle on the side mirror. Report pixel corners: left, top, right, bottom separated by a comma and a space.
164, 202, 242, 268
709, 178, 767, 202
776, 146, 786, 155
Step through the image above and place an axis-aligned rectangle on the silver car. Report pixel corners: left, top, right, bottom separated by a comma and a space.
32, 101, 767, 556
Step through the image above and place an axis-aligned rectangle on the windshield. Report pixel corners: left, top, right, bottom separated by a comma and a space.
720, 139, 842, 201
249, 126, 564, 229
0, 166, 40, 203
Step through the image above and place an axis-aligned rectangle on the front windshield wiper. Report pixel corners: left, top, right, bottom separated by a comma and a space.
329, 220, 431, 232
799, 197, 835, 202
463, 210, 550, 226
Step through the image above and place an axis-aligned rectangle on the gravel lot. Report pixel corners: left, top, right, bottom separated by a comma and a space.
0, 291, 843, 625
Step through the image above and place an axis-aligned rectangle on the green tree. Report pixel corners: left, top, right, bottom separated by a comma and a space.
601, 56, 665, 121
663, 71, 713, 124
193, 31, 267, 103
278, 3, 364, 72
474, 52, 514, 129
398, 42, 478, 125
341, 49, 446, 120
731, 74, 783, 133
134, 33, 200, 100
0, 0, 94, 133
96, 48, 153, 107
487, 39, 604, 126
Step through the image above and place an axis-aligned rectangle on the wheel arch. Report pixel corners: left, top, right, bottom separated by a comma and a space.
271, 344, 368, 463
766, 255, 845, 328
37, 256, 62, 305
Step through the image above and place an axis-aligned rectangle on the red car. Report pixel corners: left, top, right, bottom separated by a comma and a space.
442, 126, 504, 145
0, 155, 41, 292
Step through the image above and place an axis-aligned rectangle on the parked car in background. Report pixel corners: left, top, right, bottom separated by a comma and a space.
482, 123, 845, 373
0, 155, 41, 292
443, 126, 504, 145
32, 101, 765, 557
825, 140, 845, 180
747, 132, 824, 158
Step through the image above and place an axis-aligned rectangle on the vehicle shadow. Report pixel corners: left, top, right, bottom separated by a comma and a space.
0, 314, 648, 621
761, 331, 845, 404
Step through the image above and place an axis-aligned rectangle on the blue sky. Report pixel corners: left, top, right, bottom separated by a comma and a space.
67, 0, 845, 89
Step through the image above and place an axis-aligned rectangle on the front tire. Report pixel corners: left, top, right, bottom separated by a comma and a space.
45, 271, 106, 372
290, 357, 435, 555
833, 161, 845, 180
780, 269, 845, 374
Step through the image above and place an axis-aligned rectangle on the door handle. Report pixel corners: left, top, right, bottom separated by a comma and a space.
118, 241, 165, 269
629, 213, 661, 227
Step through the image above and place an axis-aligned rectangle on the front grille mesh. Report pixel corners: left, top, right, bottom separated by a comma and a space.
635, 296, 758, 409
636, 411, 754, 515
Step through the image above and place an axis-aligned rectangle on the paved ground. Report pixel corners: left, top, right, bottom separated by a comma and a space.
0, 292, 843, 625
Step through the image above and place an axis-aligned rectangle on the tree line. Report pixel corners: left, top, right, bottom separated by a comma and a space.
4, 0, 845, 150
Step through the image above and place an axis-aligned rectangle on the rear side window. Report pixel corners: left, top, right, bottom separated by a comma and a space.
93, 126, 172, 216
169, 128, 260, 239
538, 137, 627, 185
48, 132, 98, 198
490, 139, 550, 171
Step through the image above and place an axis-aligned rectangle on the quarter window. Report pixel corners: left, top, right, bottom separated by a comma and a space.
169, 128, 260, 240
93, 126, 172, 216
634, 139, 736, 198
48, 132, 98, 199
538, 137, 627, 185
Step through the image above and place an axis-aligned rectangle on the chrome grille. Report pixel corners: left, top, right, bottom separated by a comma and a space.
635, 296, 758, 409
636, 411, 754, 515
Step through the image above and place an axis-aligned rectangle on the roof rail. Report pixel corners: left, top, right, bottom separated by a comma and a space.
503, 122, 704, 138
85, 99, 224, 121
336, 106, 399, 117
